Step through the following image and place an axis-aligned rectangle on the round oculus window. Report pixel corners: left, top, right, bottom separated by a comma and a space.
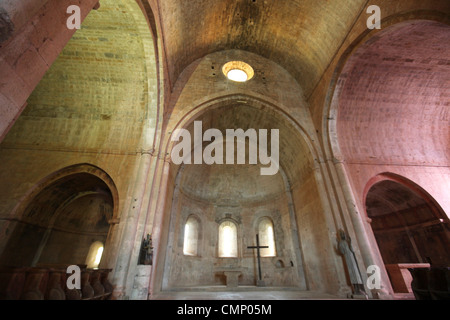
222, 61, 254, 82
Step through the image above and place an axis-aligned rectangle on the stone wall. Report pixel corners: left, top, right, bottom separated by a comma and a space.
0, 0, 158, 280
162, 164, 303, 289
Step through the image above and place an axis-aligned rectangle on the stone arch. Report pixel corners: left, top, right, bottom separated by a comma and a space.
325, 11, 450, 118
10, 163, 119, 220
323, 15, 450, 298
325, 18, 450, 206
363, 173, 448, 223
164, 93, 320, 184
0, 163, 119, 268
156, 93, 328, 291
326, 17, 450, 164
363, 173, 450, 292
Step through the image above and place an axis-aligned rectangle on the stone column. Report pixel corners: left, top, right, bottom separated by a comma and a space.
110, 151, 154, 299
333, 159, 393, 299
123, 151, 159, 300
147, 159, 172, 297
279, 168, 308, 290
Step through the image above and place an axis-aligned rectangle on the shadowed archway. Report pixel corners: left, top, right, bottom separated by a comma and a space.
0, 165, 118, 269
365, 176, 449, 267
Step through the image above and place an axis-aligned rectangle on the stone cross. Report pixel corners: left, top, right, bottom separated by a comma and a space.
247, 233, 269, 286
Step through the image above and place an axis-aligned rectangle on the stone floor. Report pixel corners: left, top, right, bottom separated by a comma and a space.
151, 286, 345, 300
151, 286, 417, 300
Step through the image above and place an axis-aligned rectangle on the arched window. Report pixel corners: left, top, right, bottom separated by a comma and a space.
183, 216, 200, 256
258, 217, 276, 257
85, 241, 104, 269
218, 220, 238, 257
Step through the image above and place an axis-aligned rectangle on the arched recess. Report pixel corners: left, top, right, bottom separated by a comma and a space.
0, 164, 119, 268
156, 94, 336, 292
324, 17, 450, 297
364, 173, 449, 268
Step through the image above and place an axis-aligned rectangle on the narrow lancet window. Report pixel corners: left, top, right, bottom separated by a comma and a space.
258, 218, 276, 257
183, 216, 200, 256
218, 221, 238, 257
85, 241, 104, 269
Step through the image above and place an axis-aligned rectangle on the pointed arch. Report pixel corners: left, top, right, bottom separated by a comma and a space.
364, 173, 450, 267
0, 163, 118, 268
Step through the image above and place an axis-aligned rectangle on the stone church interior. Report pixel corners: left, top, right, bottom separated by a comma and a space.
0, 0, 449, 301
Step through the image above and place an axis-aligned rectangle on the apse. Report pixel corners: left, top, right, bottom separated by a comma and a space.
161, 103, 314, 290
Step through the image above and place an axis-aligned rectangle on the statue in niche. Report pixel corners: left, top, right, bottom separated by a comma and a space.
337, 229, 367, 298
138, 234, 153, 265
